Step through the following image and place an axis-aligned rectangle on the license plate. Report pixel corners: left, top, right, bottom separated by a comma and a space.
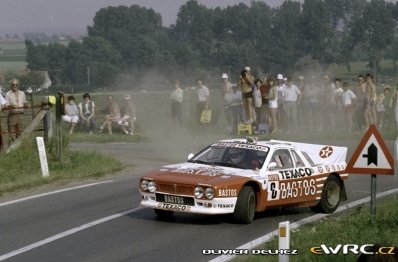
156, 193, 194, 206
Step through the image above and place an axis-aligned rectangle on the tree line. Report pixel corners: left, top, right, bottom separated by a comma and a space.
24, 0, 398, 90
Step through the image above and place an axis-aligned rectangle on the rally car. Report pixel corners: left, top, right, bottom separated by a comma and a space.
139, 138, 348, 224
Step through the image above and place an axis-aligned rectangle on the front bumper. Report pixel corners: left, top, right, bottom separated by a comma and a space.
140, 192, 237, 214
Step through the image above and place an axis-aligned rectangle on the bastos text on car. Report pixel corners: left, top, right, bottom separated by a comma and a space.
139, 138, 348, 224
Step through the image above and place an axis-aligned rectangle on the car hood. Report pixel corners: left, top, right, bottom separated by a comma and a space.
143, 162, 259, 185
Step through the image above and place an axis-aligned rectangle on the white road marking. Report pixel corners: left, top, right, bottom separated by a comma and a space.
0, 181, 113, 208
0, 207, 143, 261
209, 187, 398, 262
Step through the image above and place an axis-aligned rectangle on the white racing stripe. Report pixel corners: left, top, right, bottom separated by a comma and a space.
0, 207, 143, 261
0, 181, 113, 208
209, 187, 398, 262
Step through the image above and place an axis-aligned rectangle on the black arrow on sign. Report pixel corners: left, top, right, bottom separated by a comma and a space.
362, 143, 378, 166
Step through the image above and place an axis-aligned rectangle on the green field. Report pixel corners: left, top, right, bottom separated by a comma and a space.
0, 40, 26, 70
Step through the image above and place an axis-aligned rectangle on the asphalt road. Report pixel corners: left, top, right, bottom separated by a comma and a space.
0, 138, 397, 262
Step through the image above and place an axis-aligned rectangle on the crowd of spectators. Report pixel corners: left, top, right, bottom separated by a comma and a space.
217, 69, 397, 135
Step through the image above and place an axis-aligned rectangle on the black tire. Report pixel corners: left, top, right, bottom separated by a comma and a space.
154, 209, 174, 218
233, 186, 256, 224
313, 175, 341, 213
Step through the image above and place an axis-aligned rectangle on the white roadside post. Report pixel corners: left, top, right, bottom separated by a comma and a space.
36, 137, 49, 177
279, 221, 290, 262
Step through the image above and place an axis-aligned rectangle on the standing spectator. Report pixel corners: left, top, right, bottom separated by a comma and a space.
365, 73, 377, 126
390, 85, 398, 131
229, 84, 243, 134
196, 79, 209, 124
276, 74, 285, 130
267, 77, 278, 133
341, 82, 356, 133
376, 86, 390, 129
305, 76, 322, 131
0, 92, 6, 149
283, 77, 301, 132
322, 75, 336, 130
354, 75, 367, 131
119, 94, 136, 135
239, 69, 255, 124
78, 93, 96, 134
221, 73, 233, 132
170, 80, 183, 126
253, 78, 263, 127
260, 76, 271, 121
5, 78, 30, 142
297, 75, 306, 129
99, 95, 121, 135
62, 95, 79, 134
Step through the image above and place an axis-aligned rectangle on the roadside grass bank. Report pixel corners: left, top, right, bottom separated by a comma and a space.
0, 139, 123, 196
235, 195, 398, 262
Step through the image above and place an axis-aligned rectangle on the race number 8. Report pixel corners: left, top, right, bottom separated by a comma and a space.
268, 181, 280, 200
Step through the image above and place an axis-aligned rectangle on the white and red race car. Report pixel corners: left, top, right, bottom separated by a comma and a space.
139, 138, 348, 224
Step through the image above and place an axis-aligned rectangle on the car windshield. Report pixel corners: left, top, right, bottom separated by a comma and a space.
188, 142, 269, 170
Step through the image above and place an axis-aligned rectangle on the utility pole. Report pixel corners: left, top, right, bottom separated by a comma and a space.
87, 66, 90, 86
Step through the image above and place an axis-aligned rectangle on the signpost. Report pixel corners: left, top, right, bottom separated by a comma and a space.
346, 124, 394, 223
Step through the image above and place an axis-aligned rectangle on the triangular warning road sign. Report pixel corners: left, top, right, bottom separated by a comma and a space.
346, 124, 394, 175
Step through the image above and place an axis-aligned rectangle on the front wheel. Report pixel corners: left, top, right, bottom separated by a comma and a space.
233, 186, 256, 224
313, 175, 341, 213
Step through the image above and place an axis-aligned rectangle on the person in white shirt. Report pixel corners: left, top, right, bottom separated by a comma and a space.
170, 80, 183, 126
341, 82, 356, 133
196, 79, 209, 124
5, 78, 29, 142
0, 92, 6, 148
78, 93, 96, 134
62, 95, 80, 134
283, 77, 301, 132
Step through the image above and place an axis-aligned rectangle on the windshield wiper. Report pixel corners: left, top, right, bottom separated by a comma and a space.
211, 162, 242, 169
189, 159, 209, 165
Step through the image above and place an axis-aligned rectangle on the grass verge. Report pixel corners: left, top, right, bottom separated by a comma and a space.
235, 195, 398, 262
0, 140, 123, 196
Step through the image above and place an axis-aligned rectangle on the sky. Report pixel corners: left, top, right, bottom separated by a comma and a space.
0, 0, 283, 34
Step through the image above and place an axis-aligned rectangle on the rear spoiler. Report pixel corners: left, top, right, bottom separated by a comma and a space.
270, 140, 347, 165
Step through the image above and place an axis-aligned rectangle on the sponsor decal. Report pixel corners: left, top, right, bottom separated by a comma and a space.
158, 202, 191, 211
326, 166, 330, 172
268, 174, 279, 181
278, 168, 314, 180
213, 204, 234, 208
221, 175, 231, 179
218, 188, 238, 197
318, 167, 323, 173
213, 142, 269, 152
268, 179, 317, 200
319, 146, 333, 158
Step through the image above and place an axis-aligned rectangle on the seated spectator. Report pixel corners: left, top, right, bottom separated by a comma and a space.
62, 95, 79, 134
118, 94, 136, 135
78, 93, 96, 134
99, 95, 120, 135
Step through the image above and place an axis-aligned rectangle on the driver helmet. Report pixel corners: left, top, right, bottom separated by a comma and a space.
229, 148, 246, 164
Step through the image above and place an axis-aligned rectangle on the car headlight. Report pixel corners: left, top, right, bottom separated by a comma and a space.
205, 187, 215, 200
140, 180, 149, 191
194, 186, 204, 198
147, 181, 157, 193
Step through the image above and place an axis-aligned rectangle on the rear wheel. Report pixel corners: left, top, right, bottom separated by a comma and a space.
154, 209, 174, 219
313, 175, 341, 213
233, 186, 256, 224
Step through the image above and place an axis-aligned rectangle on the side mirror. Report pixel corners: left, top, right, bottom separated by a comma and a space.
268, 162, 277, 171
187, 153, 194, 160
